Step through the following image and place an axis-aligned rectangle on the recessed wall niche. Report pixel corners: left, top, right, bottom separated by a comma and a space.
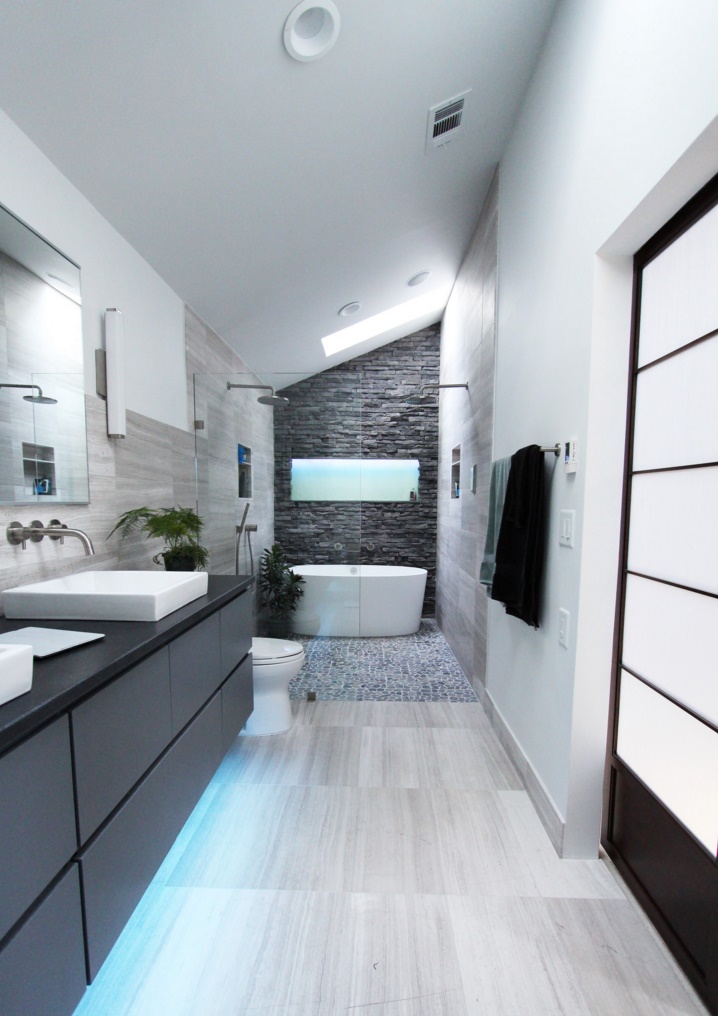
237, 444, 252, 498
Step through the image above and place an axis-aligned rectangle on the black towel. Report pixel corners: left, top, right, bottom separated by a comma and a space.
490, 444, 546, 627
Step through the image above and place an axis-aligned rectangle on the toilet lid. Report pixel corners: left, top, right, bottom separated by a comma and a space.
252, 636, 304, 662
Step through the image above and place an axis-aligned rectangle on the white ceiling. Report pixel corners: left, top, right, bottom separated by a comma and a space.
0, 1, 556, 383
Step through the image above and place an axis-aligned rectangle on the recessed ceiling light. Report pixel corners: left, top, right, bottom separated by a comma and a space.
284, 1, 341, 62
338, 302, 361, 317
408, 270, 432, 287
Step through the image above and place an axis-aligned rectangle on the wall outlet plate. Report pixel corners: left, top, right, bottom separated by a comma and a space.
558, 608, 570, 648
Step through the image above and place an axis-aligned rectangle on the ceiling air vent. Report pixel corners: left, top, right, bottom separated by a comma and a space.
426, 90, 470, 152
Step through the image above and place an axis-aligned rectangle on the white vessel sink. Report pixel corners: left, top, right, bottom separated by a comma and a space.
3, 571, 209, 622
0, 644, 33, 706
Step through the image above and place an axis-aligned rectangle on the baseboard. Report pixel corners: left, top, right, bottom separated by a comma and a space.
484, 690, 566, 856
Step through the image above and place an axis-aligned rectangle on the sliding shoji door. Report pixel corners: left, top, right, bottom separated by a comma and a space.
604, 173, 718, 1015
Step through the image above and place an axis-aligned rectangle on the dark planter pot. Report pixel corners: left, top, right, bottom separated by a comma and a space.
162, 552, 198, 572
257, 614, 294, 638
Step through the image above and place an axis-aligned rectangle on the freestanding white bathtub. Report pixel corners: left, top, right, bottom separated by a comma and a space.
290, 564, 427, 637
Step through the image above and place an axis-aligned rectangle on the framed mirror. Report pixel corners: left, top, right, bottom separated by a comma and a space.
0, 203, 89, 504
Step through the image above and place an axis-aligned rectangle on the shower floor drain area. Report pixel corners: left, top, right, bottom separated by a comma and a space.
288, 618, 477, 702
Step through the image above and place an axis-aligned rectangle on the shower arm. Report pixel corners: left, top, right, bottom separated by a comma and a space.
227, 382, 276, 397
418, 383, 469, 397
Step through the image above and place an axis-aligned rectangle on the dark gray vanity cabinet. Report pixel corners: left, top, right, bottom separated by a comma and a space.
0, 866, 86, 1016
220, 590, 252, 678
169, 612, 222, 734
79, 693, 224, 978
72, 647, 173, 843
0, 578, 254, 1015
221, 653, 253, 754
0, 716, 77, 942
0, 716, 86, 1016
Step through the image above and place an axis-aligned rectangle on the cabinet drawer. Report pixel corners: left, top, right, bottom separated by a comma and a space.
80, 692, 223, 980
169, 612, 221, 734
72, 647, 172, 844
219, 590, 252, 679
221, 654, 254, 753
0, 717, 76, 941
0, 865, 86, 1016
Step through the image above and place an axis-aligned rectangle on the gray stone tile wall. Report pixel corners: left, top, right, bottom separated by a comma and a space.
436, 171, 498, 691
273, 327, 440, 613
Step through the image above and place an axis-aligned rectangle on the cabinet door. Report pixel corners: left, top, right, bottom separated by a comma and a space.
0, 717, 76, 941
169, 613, 221, 734
79, 693, 223, 980
0, 865, 86, 1016
221, 654, 254, 753
72, 647, 172, 843
219, 590, 252, 679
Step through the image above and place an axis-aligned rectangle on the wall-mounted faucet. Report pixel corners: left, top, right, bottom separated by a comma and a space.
7, 519, 95, 556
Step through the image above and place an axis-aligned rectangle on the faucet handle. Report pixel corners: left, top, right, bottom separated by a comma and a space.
47, 519, 66, 543
6, 521, 28, 549
28, 520, 47, 543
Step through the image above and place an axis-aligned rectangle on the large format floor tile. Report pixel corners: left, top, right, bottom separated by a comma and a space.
449, 894, 705, 1016
74, 887, 467, 1016
73, 700, 708, 1015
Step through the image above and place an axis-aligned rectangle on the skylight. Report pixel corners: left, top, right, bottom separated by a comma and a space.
321, 287, 451, 357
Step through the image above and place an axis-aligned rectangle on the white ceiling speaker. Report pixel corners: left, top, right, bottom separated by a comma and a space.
408, 270, 432, 287
338, 302, 361, 316
284, 1, 341, 62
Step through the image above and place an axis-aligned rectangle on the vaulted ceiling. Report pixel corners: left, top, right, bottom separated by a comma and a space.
0, 1, 556, 381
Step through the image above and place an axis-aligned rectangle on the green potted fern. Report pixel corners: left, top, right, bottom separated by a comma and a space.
108, 506, 209, 571
258, 543, 304, 636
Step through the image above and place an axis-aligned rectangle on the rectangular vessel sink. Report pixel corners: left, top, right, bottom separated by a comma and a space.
0, 644, 33, 706
3, 571, 209, 622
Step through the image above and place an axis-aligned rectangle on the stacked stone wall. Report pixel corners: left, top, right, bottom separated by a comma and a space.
274, 326, 439, 613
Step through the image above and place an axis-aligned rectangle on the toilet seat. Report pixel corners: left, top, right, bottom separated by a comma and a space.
252, 637, 304, 663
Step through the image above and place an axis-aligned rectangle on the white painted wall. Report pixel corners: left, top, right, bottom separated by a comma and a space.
0, 110, 186, 431
489, 0, 718, 854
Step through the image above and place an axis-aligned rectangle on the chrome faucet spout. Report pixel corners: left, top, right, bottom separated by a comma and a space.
50, 526, 96, 556
6, 519, 95, 556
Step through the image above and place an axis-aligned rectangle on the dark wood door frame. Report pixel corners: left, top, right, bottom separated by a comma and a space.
602, 170, 718, 1016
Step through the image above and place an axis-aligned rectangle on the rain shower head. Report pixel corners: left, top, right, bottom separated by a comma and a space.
227, 382, 289, 407
257, 393, 289, 406
0, 383, 58, 405
403, 383, 468, 406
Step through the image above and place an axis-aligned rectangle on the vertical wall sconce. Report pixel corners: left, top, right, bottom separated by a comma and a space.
104, 308, 126, 439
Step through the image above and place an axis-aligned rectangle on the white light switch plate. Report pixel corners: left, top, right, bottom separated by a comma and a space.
559, 509, 575, 547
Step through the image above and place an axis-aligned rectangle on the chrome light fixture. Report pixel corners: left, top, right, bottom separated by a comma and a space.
104, 308, 126, 438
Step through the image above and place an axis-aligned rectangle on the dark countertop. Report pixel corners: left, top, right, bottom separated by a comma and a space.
0, 574, 254, 756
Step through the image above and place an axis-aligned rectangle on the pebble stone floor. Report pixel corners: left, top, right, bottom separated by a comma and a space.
288, 618, 478, 702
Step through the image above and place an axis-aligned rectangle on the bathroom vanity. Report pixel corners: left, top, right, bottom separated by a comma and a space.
0, 575, 253, 1015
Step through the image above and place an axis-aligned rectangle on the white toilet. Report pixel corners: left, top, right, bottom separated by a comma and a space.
243, 637, 305, 736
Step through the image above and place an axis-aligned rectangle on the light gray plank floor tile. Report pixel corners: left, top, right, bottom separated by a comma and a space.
214, 724, 363, 787
449, 894, 708, 1016
498, 790, 624, 900
74, 887, 467, 1016
166, 784, 540, 897
358, 726, 522, 791
292, 700, 490, 729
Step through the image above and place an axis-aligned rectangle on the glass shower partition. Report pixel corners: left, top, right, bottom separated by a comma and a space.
193, 370, 364, 648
